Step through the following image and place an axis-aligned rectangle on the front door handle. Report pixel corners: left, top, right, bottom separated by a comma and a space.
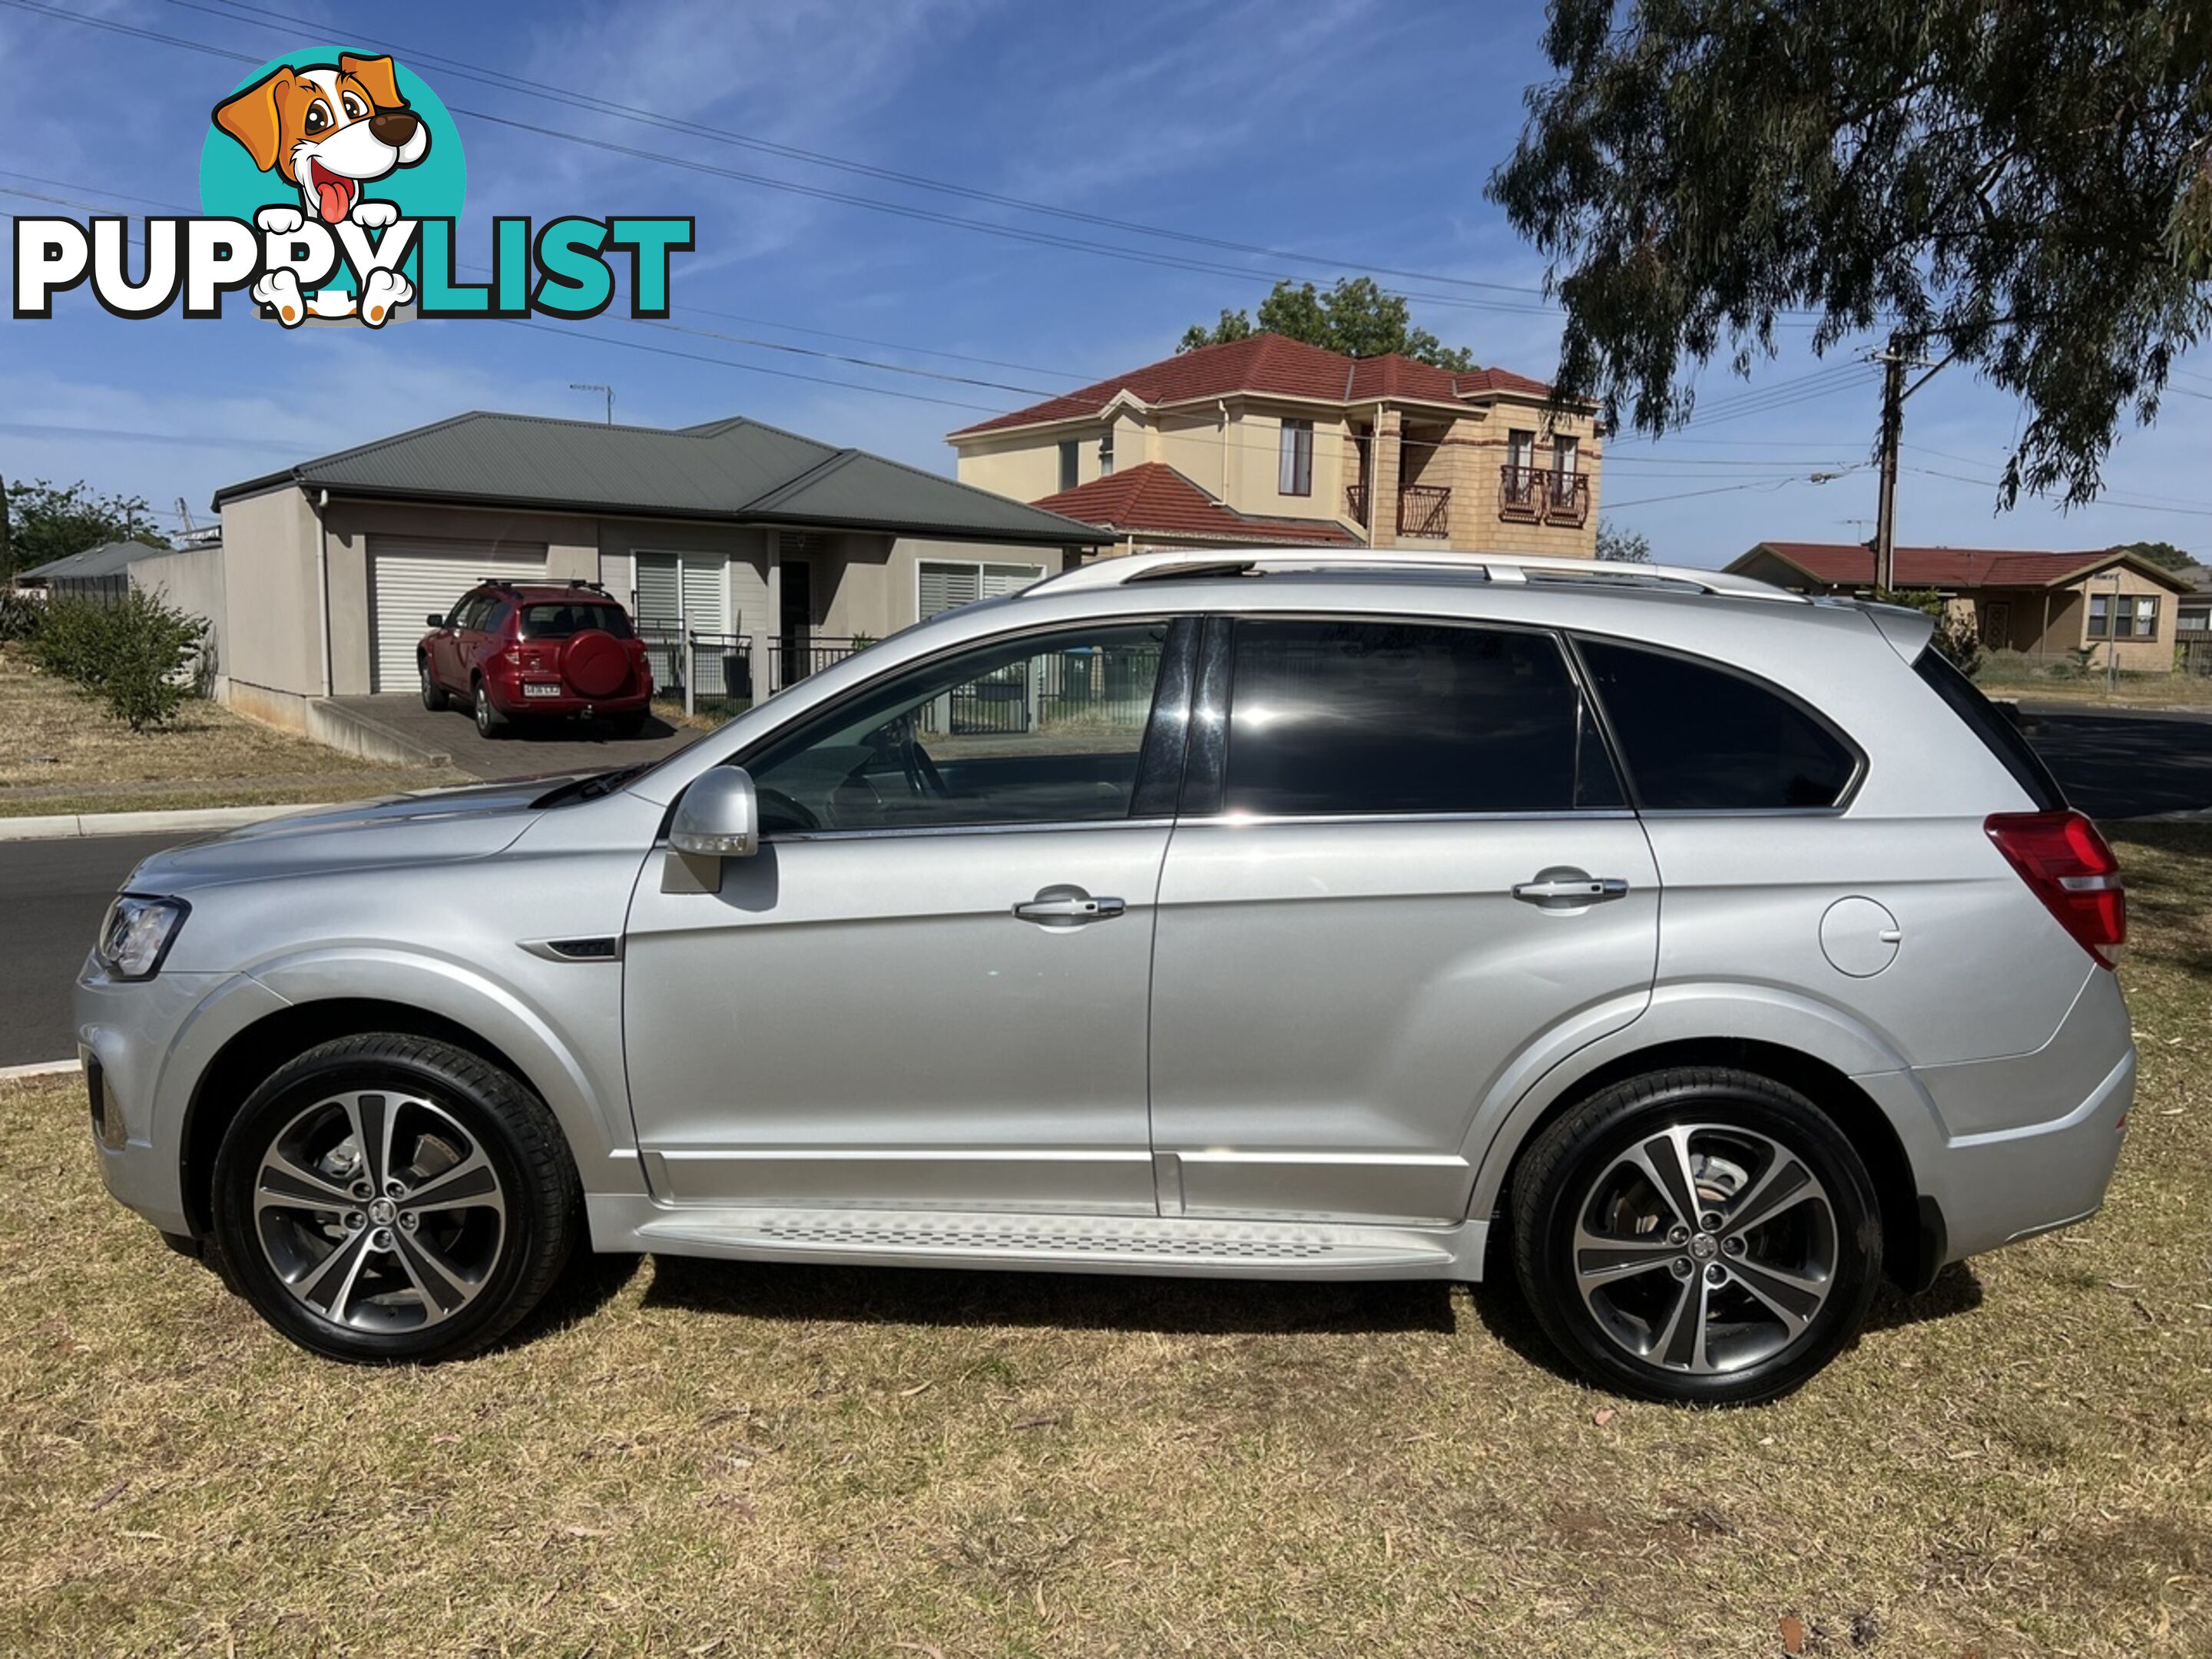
1013, 889, 1126, 926
1512, 869, 1631, 907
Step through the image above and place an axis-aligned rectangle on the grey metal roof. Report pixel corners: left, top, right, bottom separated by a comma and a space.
214, 411, 1105, 545
15, 540, 179, 581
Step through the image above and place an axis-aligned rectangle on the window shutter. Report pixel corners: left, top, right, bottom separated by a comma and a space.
680, 558, 724, 633
919, 561, 980, 618
634, 555, 682, 628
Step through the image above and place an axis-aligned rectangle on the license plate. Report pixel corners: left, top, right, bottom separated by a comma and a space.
522, 683, 561, 699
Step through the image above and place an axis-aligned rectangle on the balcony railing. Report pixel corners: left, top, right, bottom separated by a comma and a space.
1545, 470, 1591, 528
1499, 465, 1591, 528
1345, 482, 1369, 527
1396, 482, 1452, 538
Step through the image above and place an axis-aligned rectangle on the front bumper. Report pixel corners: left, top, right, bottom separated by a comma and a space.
75, 962, 292, 1238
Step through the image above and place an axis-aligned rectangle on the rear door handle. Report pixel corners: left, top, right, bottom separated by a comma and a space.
1013, 890, 1126, 926
1512, 871, 1631, 907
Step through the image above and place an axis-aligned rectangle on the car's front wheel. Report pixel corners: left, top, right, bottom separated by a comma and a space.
419, 660, 445, 711
210, 1034, 580, 1363
1510, 1068, 1882, 1406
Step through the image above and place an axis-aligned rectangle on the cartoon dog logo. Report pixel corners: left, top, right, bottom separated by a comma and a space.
213, 54, 428, 326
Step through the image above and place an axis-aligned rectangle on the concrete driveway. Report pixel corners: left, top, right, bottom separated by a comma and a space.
331, 694, 705, 782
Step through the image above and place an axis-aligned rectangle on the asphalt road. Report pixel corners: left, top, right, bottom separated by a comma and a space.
0, 834, 175, 1067
2, 707, 2208, 1068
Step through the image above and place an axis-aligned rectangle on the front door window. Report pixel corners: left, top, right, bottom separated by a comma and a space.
745, 621, 1175, 836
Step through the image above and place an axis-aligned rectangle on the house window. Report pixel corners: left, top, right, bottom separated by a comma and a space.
2088, 593, 2160, 638
1058, 440, 1079, 492
1278, 418, 1314, 496
1099, 429, 1115, 477
1552, 435, 1579, 478
1507, 429, 1535, 475
918, 558, 1048, 620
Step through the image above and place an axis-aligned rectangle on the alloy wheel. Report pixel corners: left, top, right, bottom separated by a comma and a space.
1568, 1121, 1837, 1376
251, 1088, 508, 1334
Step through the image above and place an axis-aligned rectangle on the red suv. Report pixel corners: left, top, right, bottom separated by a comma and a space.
417, 581, 654, 739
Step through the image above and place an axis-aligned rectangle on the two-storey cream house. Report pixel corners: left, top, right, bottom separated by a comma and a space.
948, 333, 1603, 557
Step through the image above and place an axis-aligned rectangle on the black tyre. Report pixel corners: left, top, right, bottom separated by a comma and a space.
210, 1034, 580, 1364
1510, 1068, 1882, 1406
419, 660, 446, 711
473, 679, 508, 739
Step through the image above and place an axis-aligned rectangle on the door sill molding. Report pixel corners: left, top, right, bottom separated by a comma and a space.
586, 1195, 1485, 1281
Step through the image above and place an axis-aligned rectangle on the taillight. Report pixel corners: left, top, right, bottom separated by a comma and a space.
1985, 811, 2126, 968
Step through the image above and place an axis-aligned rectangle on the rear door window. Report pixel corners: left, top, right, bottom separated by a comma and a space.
1217, 619, 1623, 816
1576, 638, 1858, 810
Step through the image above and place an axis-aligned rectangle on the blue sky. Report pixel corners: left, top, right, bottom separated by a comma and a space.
4, 0, 2209, 567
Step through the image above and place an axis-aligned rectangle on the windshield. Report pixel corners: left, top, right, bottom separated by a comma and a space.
519, 601, 633, 640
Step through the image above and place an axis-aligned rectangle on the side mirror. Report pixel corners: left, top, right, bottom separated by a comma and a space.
426, 613, 446, 628
670, 766, 760, 859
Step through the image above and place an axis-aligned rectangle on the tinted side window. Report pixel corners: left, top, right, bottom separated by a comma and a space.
1578, 639, 1857, 810
1220, 620, 1623, 816
1913, 646, 2065, 810
746, 622, 1172, 834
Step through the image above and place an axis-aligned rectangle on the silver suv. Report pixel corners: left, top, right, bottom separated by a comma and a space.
77, 551, 2133, 1403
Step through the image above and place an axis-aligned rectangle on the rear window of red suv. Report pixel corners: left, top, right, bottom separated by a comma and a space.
518, 602, 633, 640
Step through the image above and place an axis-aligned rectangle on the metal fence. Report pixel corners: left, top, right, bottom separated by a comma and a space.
915, 644, 1162, 737
641, 628, 755, 715
767, 635, 866, 695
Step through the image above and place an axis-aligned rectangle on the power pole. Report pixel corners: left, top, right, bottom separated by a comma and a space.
1869, 333, 1945, 594
1873, 340, 1906, 594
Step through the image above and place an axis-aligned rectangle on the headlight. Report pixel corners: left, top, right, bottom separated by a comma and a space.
94, 895, 190, 980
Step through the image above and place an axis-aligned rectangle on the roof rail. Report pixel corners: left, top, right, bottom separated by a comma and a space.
1035, 548, 1803, 602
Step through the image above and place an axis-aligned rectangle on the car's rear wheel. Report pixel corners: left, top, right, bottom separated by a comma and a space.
210, 1034, 580, 1363
1510, 1068, 1882, 1406
473, 679, 508, 739
419, 660, 445, 711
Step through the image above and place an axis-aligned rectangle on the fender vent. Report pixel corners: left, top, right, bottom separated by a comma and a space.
545, 936, 619, 961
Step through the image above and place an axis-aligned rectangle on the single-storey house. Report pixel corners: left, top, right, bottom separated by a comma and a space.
2180, 564, 2211, 637
209, 410, 1105, 730
1728, 541, 2198, 673
12, 537, 230, 675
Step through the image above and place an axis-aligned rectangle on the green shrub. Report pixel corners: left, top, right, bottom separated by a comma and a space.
26, 591, 210, 730
25, 596, 113, 684
1881, 587, 1985, 678
0, 591, 41, 644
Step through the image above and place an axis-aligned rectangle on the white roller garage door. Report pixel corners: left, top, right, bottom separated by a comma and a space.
368, 538, 548, 691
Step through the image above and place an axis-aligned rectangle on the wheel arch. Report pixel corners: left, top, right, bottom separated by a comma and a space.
1474, 1035, 1935, 1293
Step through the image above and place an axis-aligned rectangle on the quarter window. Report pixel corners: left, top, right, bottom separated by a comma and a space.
1220, 620, 1622, 816
1278, 418, 1314, 496
1578, 638, 1857, 810
746, 622, 1172, 835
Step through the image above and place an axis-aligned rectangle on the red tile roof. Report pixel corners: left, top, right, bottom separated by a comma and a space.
1743, 541, 2197, 592
950, 333, 1555, 439
1030, 462, 1361, 547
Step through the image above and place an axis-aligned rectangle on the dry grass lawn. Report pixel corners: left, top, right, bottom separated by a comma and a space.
1, 829, 2207, 1657
1979, 657, 2212, 711
0, 649, 459, 816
